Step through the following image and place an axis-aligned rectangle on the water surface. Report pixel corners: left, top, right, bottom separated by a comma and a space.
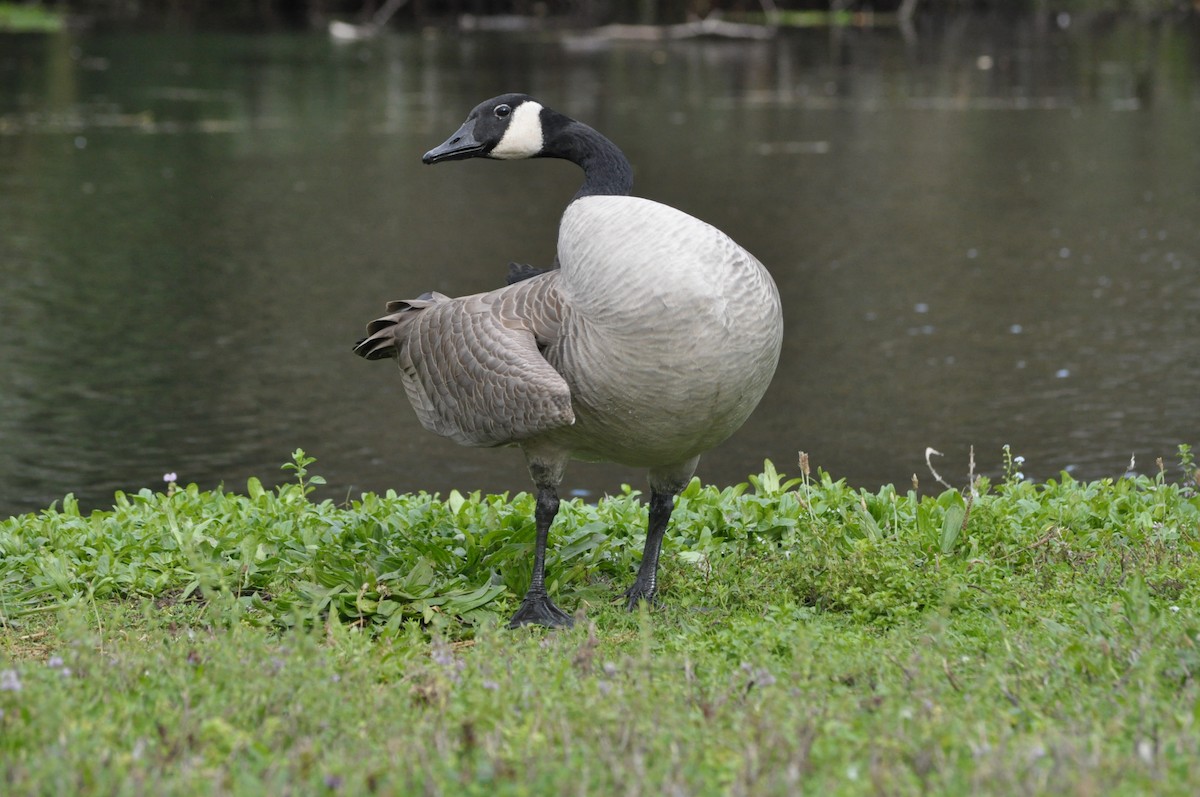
1, 17, 1198, 517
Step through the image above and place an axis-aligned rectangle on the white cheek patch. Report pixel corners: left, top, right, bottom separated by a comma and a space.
490, 101, 544, 159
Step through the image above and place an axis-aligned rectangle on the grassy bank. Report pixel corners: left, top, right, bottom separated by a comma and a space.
2, 449, 1199, 795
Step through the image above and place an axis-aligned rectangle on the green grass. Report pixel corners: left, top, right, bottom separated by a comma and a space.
2, 448, 1199, 795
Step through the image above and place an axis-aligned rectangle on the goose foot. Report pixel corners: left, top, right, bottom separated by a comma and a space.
508, 591, 574, 629
622, 582, 661, 613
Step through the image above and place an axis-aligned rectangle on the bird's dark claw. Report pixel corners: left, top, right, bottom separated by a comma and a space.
622, 582, 660, 613
508, 591, 574, 629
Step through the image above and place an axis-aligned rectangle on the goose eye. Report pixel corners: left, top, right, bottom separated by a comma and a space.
494, 104, 511, 119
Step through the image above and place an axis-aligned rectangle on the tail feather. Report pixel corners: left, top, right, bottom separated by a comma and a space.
507, 261, 552, 285
352, 331, 397, 360
353, 292, 450, 361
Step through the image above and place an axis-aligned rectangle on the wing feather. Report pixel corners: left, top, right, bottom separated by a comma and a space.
356, 275, 573, 447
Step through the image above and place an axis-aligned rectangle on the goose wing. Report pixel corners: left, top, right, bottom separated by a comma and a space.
357, 276, 574, 448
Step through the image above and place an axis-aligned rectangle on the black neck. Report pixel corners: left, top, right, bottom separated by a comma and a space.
540, 113, 633, 200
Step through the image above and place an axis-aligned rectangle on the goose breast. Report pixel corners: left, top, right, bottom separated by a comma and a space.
544, 196, 783, 466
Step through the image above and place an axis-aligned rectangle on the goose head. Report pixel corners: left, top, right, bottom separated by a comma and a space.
422, 94, 634, 198
423, 93, 546, 164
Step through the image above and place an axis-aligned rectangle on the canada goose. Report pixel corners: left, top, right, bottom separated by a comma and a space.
355, 94, 783, 628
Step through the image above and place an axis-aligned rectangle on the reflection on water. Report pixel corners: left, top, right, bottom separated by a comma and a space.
1, 17, 1198, 517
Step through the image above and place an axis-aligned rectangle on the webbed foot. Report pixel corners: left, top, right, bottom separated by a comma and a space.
623, 582, 660, 613
508, 591, 574, 629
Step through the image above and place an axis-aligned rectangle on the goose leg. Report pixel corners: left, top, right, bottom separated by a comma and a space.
623, 489, 674, 610
509, 455, 573, 629
624, 457, 699, 611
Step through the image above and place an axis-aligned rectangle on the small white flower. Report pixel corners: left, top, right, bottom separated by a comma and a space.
163, 472, 178, 483
1170, 606, 1180, 613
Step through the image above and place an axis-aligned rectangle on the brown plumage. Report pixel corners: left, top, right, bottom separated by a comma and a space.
354, 276, 573, 447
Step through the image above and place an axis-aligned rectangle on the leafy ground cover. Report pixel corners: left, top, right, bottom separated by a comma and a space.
2, 448, 1199, 795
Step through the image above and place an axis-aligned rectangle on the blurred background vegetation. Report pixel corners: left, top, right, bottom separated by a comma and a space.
0, 0, 1195, 30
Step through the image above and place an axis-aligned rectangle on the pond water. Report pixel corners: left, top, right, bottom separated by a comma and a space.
1, 16, 1198, 517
